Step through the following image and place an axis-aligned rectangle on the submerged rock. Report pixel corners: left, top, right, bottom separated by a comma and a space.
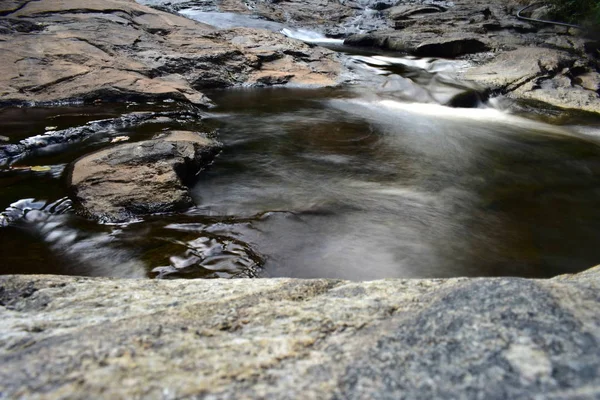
1, 266, 600, 398
0, 0, 341, 107
69, 130, 221, 223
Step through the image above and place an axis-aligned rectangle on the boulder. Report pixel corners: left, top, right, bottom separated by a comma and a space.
1, 266, 600, 398
387, 4, 446, 20
69, 131, 221, 223
464, 47, 600, 114
344, 0, 507, 53
0, 0, 341, 107
345, 32, 489, 58
464, 47, 574, 91
513, 74, 600, 115
414, 37, 489, 58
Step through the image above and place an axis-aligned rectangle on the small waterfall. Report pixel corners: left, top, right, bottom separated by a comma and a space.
279, 28, 344, 46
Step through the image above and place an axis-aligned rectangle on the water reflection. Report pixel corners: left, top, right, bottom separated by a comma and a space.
190, 88, 600, 279
0, 198, 146, 278
1, 77, 600, 280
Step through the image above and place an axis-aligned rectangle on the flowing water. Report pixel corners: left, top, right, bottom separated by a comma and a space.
2, 9, 600, 280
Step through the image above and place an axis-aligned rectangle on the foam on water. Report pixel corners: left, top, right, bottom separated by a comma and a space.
330, 98, 575, 138
280, 28, 345, 46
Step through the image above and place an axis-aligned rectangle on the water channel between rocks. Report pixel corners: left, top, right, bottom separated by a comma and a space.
2, 10, 600, 280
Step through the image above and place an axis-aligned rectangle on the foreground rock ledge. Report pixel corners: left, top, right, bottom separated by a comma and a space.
1, 267, 600, 399
69, 130, 220, 223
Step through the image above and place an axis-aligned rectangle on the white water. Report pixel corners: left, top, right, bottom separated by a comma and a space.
330, 99, 573, 137
280, 28, 344, 46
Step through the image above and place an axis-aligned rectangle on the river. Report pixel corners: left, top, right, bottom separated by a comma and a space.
1, 5, 600, 280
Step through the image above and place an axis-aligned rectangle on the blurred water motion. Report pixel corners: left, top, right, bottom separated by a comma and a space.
1, 60, 600, 279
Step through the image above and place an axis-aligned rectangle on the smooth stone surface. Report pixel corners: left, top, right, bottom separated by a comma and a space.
0, 0, 341, 107
464, 47, 600, 114
69, 130, 221, 222
576, 72, 600, 92
1, 266, 600, 398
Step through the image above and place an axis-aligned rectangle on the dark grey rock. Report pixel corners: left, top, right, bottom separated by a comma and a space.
415, 37, 489, 58
341, 0, 599, 113
1, 267, 600, 398
338, 278, 600, 399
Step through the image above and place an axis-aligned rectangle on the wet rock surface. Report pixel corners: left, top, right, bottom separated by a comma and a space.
0, 110, 202, 166
69, 130, 221, 223
0, 0, 341, 107
341, 0, 600, 114
141, 0, 600, 114
1, 266, 600, 398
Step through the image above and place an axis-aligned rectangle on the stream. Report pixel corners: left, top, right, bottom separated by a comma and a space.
1, 6, 600, 280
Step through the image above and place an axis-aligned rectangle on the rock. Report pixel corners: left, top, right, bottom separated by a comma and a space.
339, 0, 599, 113
69, 130, 221, 222
142, 0, 388, 37
136, 0, 207, 12
250, 0, 356, 35
219, 28, 341, 87
0, 110, 197, 166
1, 266, 600, 398
344, 33, 394, 49
463, 47, 600, 114
513, 74, 600, 115
464, 47, 573, 90
530, 5, 551, 20
370, 2, 394, 12
345, 31, 489, 58
345, 0, 509, 54
387, 4, 446, 20
575, 72, 600, 92
0, 1, 29, 15
0, 0, 341, 107
415, 37, 489, 58
342, 0, 587, 57
344, 0, 501, 57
